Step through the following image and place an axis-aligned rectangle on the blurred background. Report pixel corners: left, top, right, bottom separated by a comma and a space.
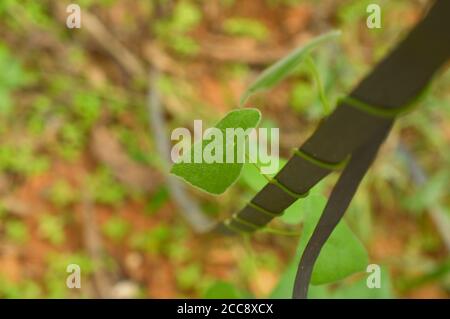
0, 0, 449, 298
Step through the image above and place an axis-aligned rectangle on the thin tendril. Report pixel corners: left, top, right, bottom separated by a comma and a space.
305, 55, 331, 115
244, 151, 272, 182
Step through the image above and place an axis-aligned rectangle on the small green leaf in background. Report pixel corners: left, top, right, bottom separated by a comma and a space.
240, 157, 287, 191
223, 18, 268, 41
171, 108, 261, 195
5, 220, 29, 245
146, 186, 170, 215
269, 258, 298, 298
280, 180, 326, 225
298, 194, 369, 285
240, 162, 268, 191
240, 30, 341, 106
269, 255, 334, 299
330, 266, 393, 299
403, 171, 449, 214
102, 216, 131, 242
176, 263, 202, 291
272, 193, 369, 296
203, 281, 245, 299
0, 44, 32, 114
38, 214, 66, 245
270, 262, 392, 299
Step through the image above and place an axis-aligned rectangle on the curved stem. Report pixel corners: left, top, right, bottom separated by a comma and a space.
305, 55, 331, 115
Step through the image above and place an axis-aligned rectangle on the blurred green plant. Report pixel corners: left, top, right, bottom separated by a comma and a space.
145, 186, 170, 215
203, 281, 246, 298
47, 180, 77, 208
0, 44, 32, 114
38, 214, 66, 245
223, 18, 268, 41
87, 167, 127, 206
154, 1, 202, 56
0, 144, 49, 176
5, 220, 29, 245
240, 30, 341, 105
44, 252, 93, 298
130, 225, 172, 254
0, 276, 42, 298
176, 263, 203, 291
102, 215, 131, 242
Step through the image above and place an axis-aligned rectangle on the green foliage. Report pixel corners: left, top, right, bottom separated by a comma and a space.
403, 171, 449, 214
145, 186, 170, 215
240, 30, 341, 105
176, 263, 202, 291
102, 216, 131, 242
338, 0, 374, 25
44, 252, 93, 298
56, 122, 86, 161
240, 162, 268, 191
270, 193, 369, 296
169, 1, 202, 32
298, 194, 369, 285
240, 157, 287, 191
240, 163, 326, 225
169, 36, 199, 56
38, 214, 66, 245
269, 256, 298, 298
154, 1, 202, 56
270, 261, 393, 299
330, 267, 393, 299
280, 181, 326, 225
5, 220, 29, 244
0, 44, 32, 113
87, 167, 127, 205
0, 0, 445, 300
130, 225, 171, 254
203, 281, 245, 298
47, 180, 77, 207
72, 92, 101, 128
171, 108, 261, 194
0, 277, 42, 298
223, 18, 268, 40
0, 144, 49, 176
167, 242, 192, 263
289, 80, 316, 113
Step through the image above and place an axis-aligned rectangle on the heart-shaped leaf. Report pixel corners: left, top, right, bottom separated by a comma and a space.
280, 180, 326, 225
170, 108, 261, 195
240, 30, 341, 106
298, 194, 369, 285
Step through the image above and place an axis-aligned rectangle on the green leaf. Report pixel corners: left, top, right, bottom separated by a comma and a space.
203, 281, 244, 299
280, 181, 326, 225
223, 18, 268, 40
271, 194, 368, 297
268, 255, 332, 299
330, 266, 393, 299
240, 162, 267, 191
280, 199, 305, 225
271, 262, 392, 299
403, 171, 449, 213
269, 258, 298, 298
240, 30, 341, 105
240, 157, 287, 191
298, 194, 369, 285
171, 108, 261, 195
